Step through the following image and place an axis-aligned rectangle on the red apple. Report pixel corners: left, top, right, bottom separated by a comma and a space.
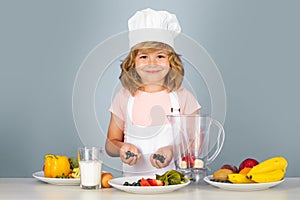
239, 158, 259, 171
221, 164, 239, 173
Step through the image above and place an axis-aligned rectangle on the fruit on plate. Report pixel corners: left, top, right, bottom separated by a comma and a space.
211, 156, 288, 184
137, 178, 164, 186
228, 173, 255, 184
247, 156, 288, 183
247, 157, 287, 174
238, 167, 252, 175
123, 170, 188, 187
101, 172, 114, 188
123, 178, 164, 187
212, 169, 234, 182
221, 164, 239, 173
140, 178, 151, 186
249, 169, 285, 183
239, 158, 259, 171
147, 178, 164, 186
43, 154, 71, 178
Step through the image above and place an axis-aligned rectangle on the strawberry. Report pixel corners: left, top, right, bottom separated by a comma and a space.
139, 178, 151, 186
189, 155, 195, 167
182, 153, 195, 167
147, 179, 164, 186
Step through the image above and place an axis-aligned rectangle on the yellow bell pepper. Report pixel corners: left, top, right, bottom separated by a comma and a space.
43, 154, 71, 178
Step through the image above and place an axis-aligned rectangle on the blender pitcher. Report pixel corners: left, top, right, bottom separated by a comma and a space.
168, 114, 225, 183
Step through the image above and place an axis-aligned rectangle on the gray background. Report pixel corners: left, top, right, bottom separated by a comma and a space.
1, 0, 299, 178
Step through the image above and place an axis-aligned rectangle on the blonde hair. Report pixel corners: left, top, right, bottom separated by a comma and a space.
119, 41, 184, 96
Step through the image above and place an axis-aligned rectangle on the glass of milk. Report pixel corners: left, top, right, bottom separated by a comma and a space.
78, 147, 103, 189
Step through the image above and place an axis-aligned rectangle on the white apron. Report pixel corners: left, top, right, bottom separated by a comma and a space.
123, 92, 180, 177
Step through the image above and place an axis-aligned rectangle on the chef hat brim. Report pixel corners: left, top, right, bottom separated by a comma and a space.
129, 28, 176, 49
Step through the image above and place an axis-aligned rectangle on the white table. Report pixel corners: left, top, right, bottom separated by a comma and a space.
0, 178, 299, 200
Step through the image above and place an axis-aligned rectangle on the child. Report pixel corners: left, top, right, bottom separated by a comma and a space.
105, 8, 201, 176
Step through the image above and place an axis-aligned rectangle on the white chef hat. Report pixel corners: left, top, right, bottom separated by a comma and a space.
128, 8, 181, 49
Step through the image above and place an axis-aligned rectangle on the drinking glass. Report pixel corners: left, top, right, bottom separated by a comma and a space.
78, 147, 103, 189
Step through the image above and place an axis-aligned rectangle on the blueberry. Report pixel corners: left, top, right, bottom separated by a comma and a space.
123, 181, 129, 186
133, 182, 139, 186
153, 154, 165, 163
159, 156, 165, 163
125, 151, 137, 159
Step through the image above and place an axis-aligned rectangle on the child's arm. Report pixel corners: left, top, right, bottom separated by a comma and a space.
105, 113, 141, 165
105, 113, 125, 157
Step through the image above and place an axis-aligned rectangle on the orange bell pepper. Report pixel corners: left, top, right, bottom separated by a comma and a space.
43, 154, 71, 178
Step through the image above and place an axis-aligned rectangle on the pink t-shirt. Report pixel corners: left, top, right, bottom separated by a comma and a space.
109, 87, 201, 127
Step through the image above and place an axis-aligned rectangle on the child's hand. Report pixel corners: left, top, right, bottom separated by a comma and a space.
150, 145, 173, 169
120, 143, 141, 165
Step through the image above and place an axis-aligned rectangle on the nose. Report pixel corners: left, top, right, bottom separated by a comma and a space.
148, 56, 157, 65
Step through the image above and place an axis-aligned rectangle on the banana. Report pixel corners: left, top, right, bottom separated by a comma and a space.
228, 173, 255, 184
247, 156, 288, 175
246, 156, 287, 183
248, 169, 285, 183
71, 167, 80, 178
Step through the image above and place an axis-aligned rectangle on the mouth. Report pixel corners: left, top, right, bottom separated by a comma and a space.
145, 70, 161, 74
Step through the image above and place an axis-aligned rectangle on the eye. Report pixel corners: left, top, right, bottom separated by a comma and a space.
157, 54, 166, 59
139, 55, 147, 59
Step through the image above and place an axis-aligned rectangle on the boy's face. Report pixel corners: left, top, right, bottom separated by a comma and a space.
134, 49, 170, 86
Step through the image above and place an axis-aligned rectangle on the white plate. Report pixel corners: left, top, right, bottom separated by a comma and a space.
108, 176, 190, 194
32, 171, 80, 186
204, 175, 284, 191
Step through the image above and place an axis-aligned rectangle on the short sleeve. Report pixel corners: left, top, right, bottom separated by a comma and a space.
109, 88, 130, 121
177, 87, 201, 114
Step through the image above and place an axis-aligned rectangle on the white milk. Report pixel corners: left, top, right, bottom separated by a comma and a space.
79, 160, 102, 188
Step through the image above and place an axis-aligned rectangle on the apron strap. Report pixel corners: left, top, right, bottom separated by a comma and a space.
169, 92, 180, 115
127, 95, 134, 125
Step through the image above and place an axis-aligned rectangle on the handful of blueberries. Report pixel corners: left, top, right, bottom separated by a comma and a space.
153, 153, 165, 163
125, 151, 137, 159
125, 151, 165, 163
